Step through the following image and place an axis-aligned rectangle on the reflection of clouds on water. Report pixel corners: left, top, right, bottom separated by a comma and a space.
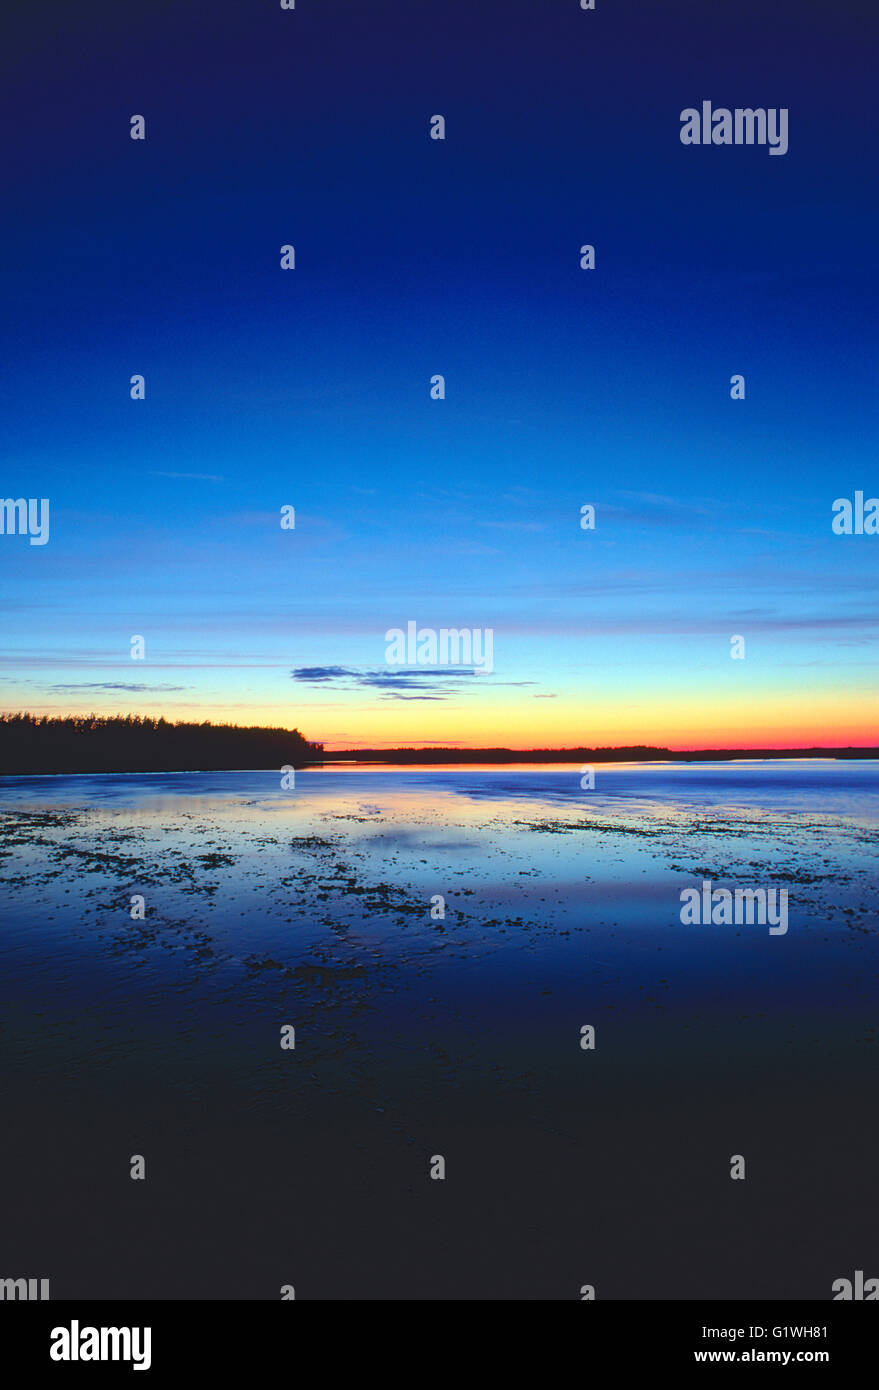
331, 825, 480, 854
1, 762, 877, 1111
3, 760, 878, 821
1, 758, 878, 1308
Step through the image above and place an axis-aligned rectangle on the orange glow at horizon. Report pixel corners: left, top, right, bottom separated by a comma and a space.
28, 685, 877, 752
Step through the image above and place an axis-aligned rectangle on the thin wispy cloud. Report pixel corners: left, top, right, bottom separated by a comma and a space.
290, 666, 498, 700
148, 471, 225, 484
47, 682, 190, 693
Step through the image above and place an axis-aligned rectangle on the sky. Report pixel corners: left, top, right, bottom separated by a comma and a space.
1, 0, 877, 750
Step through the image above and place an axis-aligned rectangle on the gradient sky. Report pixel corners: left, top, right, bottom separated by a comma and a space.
2, 0, 877, 749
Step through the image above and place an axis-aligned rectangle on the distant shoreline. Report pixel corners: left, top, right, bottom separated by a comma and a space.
312, 746, 879, 766
2, 747, 878, 777
2, 716, 877, 775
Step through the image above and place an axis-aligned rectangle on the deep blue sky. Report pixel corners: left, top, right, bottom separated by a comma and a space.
1, 0, 877, 747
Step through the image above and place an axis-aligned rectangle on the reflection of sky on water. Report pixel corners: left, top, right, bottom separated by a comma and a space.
1, 761, 877, 1095
2, 759, 878, 819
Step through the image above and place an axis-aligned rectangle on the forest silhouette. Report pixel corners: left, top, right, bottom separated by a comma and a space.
1, 713, 875, 775
0, 713, 322, 774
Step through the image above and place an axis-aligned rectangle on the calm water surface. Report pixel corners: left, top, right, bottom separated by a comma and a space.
1, 761, 877, 1298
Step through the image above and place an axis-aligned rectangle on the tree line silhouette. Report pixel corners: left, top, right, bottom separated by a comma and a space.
2, 716, 874, 775
316, 744, 878, 763
0, 713, 323, 775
